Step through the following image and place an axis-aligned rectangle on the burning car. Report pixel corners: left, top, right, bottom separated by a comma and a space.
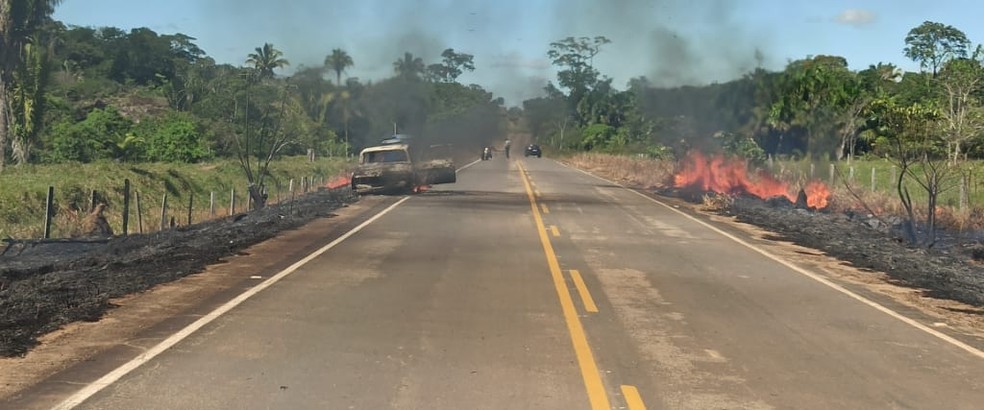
351, 135, 457, 194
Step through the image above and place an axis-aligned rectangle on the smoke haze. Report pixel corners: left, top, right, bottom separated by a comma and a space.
196, 0, 775, 104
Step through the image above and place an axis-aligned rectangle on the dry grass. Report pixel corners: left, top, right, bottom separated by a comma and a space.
563, 153, 675, 190
566, 153, 984, 233
700, 193, 734, 212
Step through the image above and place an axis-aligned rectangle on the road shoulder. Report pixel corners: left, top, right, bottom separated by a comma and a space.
0, 195, 397, 404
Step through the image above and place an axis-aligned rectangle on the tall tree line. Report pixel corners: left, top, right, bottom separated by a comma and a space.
523, 22, 984, 164
0, 10, 507, 170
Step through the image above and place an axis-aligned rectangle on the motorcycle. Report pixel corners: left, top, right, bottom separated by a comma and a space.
482, 146, 493, 160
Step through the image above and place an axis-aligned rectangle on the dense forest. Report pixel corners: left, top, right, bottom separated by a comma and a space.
0, 2, 508, 174
523, 22, 984, 166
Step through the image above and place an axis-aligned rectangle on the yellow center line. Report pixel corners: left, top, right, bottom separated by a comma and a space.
541, 203, 550, 214
535, 189, 542, 197
621, 385, 647, 410
569, 270, 599, 313
550, 225, 561, 237
518, 162, 611, 410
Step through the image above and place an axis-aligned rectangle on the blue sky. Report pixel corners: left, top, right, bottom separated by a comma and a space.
54, 0, 984, 105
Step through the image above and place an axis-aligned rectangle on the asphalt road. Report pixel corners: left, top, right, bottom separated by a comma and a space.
14, 156, 984, 409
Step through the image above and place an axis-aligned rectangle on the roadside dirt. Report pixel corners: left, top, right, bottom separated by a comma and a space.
0, 193, 390, 400
0, 188, 358, 358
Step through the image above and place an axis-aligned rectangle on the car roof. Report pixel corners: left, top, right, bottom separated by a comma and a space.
380, 134, 414, 145
360, 144, 410, 154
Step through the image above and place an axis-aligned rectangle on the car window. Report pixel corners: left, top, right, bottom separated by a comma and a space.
365, 150, 408, 163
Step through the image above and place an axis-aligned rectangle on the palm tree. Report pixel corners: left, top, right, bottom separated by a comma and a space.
10, 41, 52, 165
324, 48, 353, 86
246, 43, 289, 80
0, 0, 63, 170
393, 52, 424, 80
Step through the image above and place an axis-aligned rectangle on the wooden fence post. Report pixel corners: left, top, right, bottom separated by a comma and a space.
136, 191, 143, 234
891, 166, 897, 186
229, 188, 236, 216
960, 174, 969, 212
160, 192, 168, 231
810, 163, 815, 179
871, 167, 876, 192
829, 164, 835, 184
122, 179, 131, 236
849, 166, 855, 183
209, 191, 215, 217
43, 186, 54, 239
289, 178, 295, 216
90, 189, 97, 212
187, 192, 194, 225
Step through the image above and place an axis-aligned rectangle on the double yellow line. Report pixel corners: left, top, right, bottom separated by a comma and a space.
518, 162, 611, 410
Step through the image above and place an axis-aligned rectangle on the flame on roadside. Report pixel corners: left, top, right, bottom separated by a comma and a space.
673, 151, 830, 209
413, 184, 432, 193
804, 181, 830, 209
326, 174, 352, 190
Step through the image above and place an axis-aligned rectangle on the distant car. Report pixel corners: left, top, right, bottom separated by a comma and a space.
524, 144, 542, 158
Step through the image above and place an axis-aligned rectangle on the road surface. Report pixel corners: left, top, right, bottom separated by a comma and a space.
7, 157, 984, 409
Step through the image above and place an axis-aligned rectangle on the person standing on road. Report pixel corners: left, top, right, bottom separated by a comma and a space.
504, 138, 512, 159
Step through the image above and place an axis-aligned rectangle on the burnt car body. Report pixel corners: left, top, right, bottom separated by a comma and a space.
351, 136, 456, 194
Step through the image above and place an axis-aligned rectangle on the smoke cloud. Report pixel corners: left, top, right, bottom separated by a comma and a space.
195, 0, 775, 104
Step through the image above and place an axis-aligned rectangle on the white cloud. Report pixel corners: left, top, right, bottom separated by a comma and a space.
835, 9, 876, 27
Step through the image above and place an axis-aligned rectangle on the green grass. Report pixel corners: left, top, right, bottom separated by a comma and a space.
769, 158, 984, 209
0, 156, 353, 239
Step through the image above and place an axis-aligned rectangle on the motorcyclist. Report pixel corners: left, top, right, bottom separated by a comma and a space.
504, 138, 512, 159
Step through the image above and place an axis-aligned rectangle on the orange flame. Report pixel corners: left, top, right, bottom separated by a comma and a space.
326, 174, 353, 190
804, 181, 830, 209
673, 151, 830, 209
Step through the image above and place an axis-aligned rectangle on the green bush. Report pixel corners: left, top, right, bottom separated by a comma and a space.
46, 107, 134, 163
715, 131, 766, 164
140, 113, 212, 163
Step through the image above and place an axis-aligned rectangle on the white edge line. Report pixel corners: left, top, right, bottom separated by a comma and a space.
554, 159, 984, 360
457, 158, 481, 172
53, 196, 413, 410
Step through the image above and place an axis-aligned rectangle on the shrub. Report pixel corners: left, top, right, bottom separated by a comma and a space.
140, 113, 212, 163
46, 107, 134, 163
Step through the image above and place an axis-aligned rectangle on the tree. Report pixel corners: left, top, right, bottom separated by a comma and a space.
246, 43, 289, 80
904, 21, 971, 77
866, 97, 948, 246
10, 39, 52, 164
522, 95, 568, 144
0, 0, 63, 170
393, 52, 424, 80
547, 36, 610, 115
426, 48, 475, 83
937, 58, 984, 162
768, 55, 859, 159
324, 48, 353, 86
232, 75, 298, 209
